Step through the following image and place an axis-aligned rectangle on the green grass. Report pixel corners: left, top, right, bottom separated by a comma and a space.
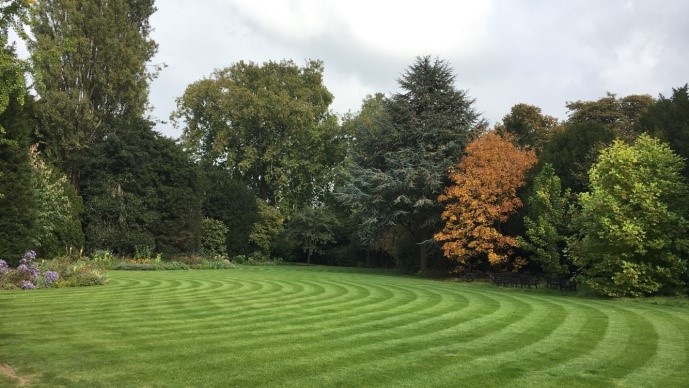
1, 266, 688, 387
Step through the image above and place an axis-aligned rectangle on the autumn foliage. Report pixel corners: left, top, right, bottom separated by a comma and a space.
435, 132, 537, 267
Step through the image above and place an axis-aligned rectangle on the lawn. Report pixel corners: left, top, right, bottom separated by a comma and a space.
1, 266, 688, 387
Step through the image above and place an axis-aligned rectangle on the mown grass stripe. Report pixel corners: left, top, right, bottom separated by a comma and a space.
1, 267, 688, 387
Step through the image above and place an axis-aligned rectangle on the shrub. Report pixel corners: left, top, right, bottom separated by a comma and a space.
169, 255, 205, 266
40, 256, 108, 287
0, 251, 106, 290
201, 218, 229, 258
190, 260, 235, 270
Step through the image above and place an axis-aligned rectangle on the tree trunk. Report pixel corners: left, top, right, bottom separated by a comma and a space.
419, 244, 428, 271
307, 251, 312, 266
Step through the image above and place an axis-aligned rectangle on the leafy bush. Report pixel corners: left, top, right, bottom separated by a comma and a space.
115, 262, 159, 271
40, 257, 108, 287
201, 218, 229, 258
134, 244, 155, 260
190, 260, 234, 270
232, 253, 282, 266
169, 255, 205, 266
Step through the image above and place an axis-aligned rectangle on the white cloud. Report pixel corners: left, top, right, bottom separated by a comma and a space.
227, 0, 495, 57
146, 0, 689, 137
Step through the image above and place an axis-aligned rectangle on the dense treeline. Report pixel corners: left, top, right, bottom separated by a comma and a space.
1, 0, 689, 296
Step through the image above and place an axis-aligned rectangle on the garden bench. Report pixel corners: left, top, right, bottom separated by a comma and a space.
518, 274, 539, 288
458, 270, 484, 282
491, 272, 539, 288
545, 275, 577, 291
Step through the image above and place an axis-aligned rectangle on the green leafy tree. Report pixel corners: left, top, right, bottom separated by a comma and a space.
518, 163, 572, 276
569, 135, 689, 297
566, 93, 654, 141
0, 1, 30, 195
28, 145, 84, 256
495, 103, 558, 153
173, 59, 344, 211
200, 218, 229, 258
338, 56, 482, 271
28, 0, 159, 185
636, 84, 689, 177
80, 123, 205, 255
202, 165, 259, 256
0, 91, 35, 256
540, 121, 615, 193
285, 206, 340, 265
249, 200, 285, 256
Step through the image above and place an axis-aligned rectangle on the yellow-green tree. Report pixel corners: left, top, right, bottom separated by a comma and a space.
435, 132, 537, 268
569, 134, 689, 297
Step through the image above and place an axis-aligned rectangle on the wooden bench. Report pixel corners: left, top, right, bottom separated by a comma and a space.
545, 275, 577, 291
458, 270, 484, 282
491, 272, 540, 288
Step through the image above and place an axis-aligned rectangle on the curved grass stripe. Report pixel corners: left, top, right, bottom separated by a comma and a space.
1, 267, 688, 387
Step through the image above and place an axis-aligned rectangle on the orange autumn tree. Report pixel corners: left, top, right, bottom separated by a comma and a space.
435, 132, 537, 268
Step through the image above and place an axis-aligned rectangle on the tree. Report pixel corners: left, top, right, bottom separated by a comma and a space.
285, 206, 340, 265
518, 163, 572, 276
636, 85, 689, 177
200, 218, 229, 258
569, 135, 689, 297
249, 200, 284, 256
173, 59, 344, 211
80, 123, 205, 254
540, 121, 615, 193
29, 0, 159, 185
435, 132, 537, 269
495, 103, 558, 152
338, 56, 482, 271
202, 165, 259, 256
27, 145, 84, 256
0, 91, 35, 256
566, 93, 654, 141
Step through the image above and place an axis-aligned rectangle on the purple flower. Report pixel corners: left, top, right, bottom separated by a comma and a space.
0, 259, 8, 275
30, 266, 40, 278
21, 281, 35, 290
18, 263, 29, 273
23, 250, 36, 262
44, 271, 59, 286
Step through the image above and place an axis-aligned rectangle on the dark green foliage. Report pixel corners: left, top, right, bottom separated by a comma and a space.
39, 177, 85, 257
0, 91, 35, 256
541, 121, 615, 193
496, 103, 558, 152
636, 84, 689, 177
202, 165, 259, 256
518, 164, 573, 276
80, 123, 205, 255
201, 218, 228, 258
284, 206, 340, 265
338, 56, 482, 270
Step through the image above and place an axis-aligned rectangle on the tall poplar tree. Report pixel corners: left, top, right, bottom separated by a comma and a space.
29, 0, 159, 185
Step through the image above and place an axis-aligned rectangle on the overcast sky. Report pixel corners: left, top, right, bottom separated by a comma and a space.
148, 0, 689, 138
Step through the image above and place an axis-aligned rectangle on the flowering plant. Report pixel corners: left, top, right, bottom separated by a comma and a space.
0, 250, 61, 290
0, 259, 9, 276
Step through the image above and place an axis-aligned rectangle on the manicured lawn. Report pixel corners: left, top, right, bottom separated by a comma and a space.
1, 266, 688, 387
